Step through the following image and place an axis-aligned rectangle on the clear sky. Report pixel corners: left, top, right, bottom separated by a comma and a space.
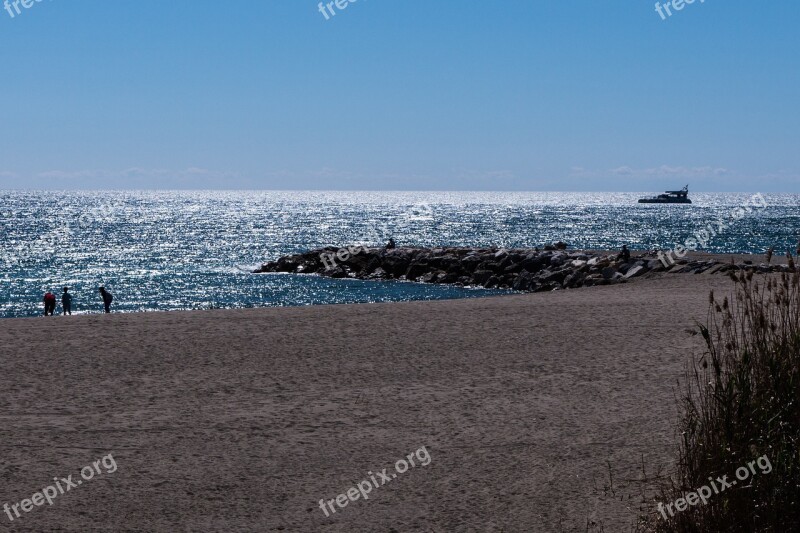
0, 0, 798, 191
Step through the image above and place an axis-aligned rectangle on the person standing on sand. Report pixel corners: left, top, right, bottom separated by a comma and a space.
61, 287, 72, 316
43, 291, 56, 316
98, 287, 113, 313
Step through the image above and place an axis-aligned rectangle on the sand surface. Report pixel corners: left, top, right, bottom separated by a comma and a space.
0, 272, 742, 532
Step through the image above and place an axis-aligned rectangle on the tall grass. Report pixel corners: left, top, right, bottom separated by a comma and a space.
643, 270, 800, 531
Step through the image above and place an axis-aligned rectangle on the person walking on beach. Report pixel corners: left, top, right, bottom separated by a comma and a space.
98, 287, 113, 314
43, 291, 56, 316
61, 287, 72, 316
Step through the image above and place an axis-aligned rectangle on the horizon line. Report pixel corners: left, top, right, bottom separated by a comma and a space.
0, 188, 796, 194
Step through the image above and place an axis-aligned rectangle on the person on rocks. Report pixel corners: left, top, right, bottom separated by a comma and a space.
617, 245, 631, 262
385, 238, 396, 250
43, 291, 57, 316
98, 286, 114, 313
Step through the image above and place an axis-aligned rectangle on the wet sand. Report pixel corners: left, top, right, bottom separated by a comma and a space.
0, 272, 742, 531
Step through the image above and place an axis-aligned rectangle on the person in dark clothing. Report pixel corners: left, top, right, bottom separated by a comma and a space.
61, 287, 72, 316
617, 245, 631, 262
385, 238, 396, 250
43, 292, 56, 316
98, 287, 113, 313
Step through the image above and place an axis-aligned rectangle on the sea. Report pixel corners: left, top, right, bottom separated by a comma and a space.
1, 191, 798, 318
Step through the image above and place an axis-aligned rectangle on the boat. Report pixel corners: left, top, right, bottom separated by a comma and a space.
638, 185, 692, 204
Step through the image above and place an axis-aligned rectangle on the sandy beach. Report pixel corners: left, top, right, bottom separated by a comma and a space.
0, 271, 745, 531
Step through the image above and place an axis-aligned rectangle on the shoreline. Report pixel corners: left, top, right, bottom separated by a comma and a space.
3, 250, 788, 321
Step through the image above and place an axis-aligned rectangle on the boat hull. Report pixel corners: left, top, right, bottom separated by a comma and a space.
638, 198, 692, 204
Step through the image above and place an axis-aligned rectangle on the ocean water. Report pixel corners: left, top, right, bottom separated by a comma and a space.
1, 190, 798, 318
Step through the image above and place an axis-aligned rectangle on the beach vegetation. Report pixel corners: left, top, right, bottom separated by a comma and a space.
642, 270, 800, 531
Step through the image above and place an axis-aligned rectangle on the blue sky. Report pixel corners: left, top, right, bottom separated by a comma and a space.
0, 0, 798, 191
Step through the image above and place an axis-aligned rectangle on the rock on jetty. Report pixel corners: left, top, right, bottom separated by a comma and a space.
255, 246, 792, 292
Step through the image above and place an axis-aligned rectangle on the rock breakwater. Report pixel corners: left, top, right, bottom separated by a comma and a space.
255, 246, 792, 292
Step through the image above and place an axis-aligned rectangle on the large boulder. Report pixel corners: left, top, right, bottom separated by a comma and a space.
499, 274, 517, 288
461, 255, 483, 272
436, 271, 460, 284
484, 276, 500, 289
624, 265, 646, 279
601, 266, 617, 280
617, 262, 633, 275
497, 255, 514, 271
563, 271, 586, 288
513, 271, 535, 291
362, 256, 383, 275
535, 281, 561, 292
382, 255, 410, 277
540, 269, 568, 284
583, 274, 604, 287
477, 261, 504, 274
521, 255, 545, 273
346, 252, 372, 273
429, 254, 461, 271
702, 263, 726, 276
419, 271, 438, 283
406, 262, 431, 281
365, 267, 387, 279
275, 257, 300, 272
322, 265, 348, 278
472, 269, 495, 285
